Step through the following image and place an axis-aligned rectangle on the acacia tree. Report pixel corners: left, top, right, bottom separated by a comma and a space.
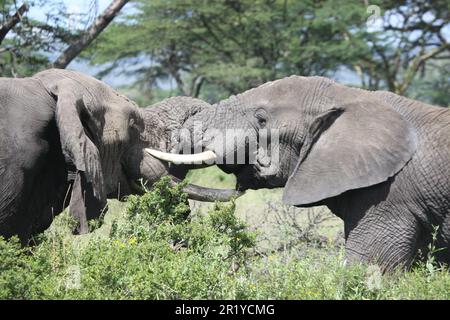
53, 0, 129, 68
1, 1, 51, 76
0, 2, 28, 45
88, 0, 373, 101
352, 0, 450, 95
408, 59, 450, 106
0, 0, 129, 76
87, 0, 449, 106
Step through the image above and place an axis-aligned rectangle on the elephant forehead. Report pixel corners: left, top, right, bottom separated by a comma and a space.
102, 109, 134, 131
97, 95, 141, 125
237, 75, 333, 120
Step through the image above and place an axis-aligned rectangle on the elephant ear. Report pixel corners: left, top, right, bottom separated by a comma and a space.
282, 99, 417, 206
54, 82, 107, 234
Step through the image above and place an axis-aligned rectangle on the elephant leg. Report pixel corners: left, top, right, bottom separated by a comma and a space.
0, 151, 38, 243
344, 207, 423, 272
435, 215, 450, 264
0, 173, 30, 243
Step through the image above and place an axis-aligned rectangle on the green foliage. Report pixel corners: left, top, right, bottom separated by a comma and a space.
122, 177, 191, 228
0, 0, 100, 77
408, 60, 450, 107
0, 236, 33, 299
86, 0, 449, 105
89, 0, 374, 101
0, 178, 449, 300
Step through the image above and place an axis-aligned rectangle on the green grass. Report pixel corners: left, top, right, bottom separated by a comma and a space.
186, 167, 343, 250
0, 172, 449, 300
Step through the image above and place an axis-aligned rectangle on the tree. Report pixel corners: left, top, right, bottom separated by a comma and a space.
408, 59, 450, 107
0, 2, 28, 45
0, 0, 79, 76
82, 0, 449, 106
53, 0, 130, 68
0, 0, 129, 77
88, 0, 373, 102
352, 0, 450, 95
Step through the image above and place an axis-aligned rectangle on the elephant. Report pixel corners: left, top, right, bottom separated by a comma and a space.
0, 69, 237, 243
148, 75, 450, 271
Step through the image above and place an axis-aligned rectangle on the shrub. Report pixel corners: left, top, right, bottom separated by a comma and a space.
0, 177, 449, 299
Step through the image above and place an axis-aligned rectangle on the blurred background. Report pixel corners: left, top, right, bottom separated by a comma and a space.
1, 0, 449, 107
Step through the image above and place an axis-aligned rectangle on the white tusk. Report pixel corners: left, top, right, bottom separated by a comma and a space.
145, 148, 217, 164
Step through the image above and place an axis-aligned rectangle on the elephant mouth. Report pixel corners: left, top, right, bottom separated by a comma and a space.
128, 175, 242, 202
142, 148, 243, 202
128, 178, 147, 195
123, 149, 242, 202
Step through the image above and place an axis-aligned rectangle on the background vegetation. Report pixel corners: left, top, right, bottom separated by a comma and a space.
1, 0, 449, 106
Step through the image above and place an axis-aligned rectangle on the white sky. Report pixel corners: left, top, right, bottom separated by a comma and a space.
29, 0, 111, 21
27, 0, 130, 87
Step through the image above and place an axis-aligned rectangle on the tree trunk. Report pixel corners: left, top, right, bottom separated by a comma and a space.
0, 4, 29, 45
53, 0, 129, 69
190, 76, 205, 98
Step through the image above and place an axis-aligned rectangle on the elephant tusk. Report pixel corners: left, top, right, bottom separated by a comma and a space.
145, 148, 217, 164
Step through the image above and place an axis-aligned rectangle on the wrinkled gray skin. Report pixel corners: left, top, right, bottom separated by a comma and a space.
125, 96, 238, 201
177, 76, 450, 271
0, 69, 219, 243
128, 96, 210, 182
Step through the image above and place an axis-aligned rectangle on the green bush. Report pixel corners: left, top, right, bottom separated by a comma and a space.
0, 177, 449, 299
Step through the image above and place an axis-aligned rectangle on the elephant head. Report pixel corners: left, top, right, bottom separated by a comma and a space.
130, 96, 240, 202
160, 76, 417, 207
35, 69, 237, 234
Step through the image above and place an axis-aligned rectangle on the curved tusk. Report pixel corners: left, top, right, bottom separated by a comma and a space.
145, 148, 217, 164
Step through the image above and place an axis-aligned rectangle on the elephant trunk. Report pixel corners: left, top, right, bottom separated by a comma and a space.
140, 96, 214, 150
170, 176, 242, 202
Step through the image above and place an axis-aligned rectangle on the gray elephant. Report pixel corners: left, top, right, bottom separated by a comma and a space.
0, 69, 236, 243
149, 76, 450, 271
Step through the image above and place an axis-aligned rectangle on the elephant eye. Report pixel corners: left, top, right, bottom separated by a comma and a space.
254, 108, 268, 128
255, 113, 267, 128
129, 116, 144, 131
258, 118, 266, 127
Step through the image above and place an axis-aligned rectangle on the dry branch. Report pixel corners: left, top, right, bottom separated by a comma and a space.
0, 3, 29, 45
53, 0, 129, 69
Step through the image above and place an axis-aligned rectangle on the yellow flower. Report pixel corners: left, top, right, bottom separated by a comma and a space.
114, 240, 126, 249
128, 236, 137, 245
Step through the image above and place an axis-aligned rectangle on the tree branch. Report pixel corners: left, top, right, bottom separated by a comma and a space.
0, 3, 29, 45
190, 75, 204, 98
397, 43, 450, 94
53, 0, 129, 69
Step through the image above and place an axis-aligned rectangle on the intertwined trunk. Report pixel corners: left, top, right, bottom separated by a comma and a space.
136, 97, 214, 182
182, 96, 256, 165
